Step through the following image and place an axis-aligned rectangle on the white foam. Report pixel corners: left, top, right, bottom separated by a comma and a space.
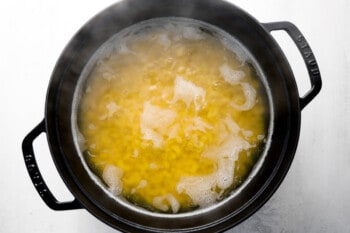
219, 63, 245, 85
172, 76, 206, 111
231, 82, 256, 111
167, 194, 180, 213
185, 117, 212, 136
106, 101, 120, 118
216, 156, 235, 189
102, 165, 124, 195
153, 194, 180, 213
192, 117, 213, 132
153, 196, 169, 212
202, 135, 251, 161
140, 127, 163, 148
140, 102, 177, 147
219, 63, 257, 111
141, 102, 177, 132
223, 115, 241, 135
176, 175, 218, 208
178, 125, 252, 206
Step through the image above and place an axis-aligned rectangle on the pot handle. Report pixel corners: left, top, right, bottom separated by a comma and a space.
22, 120, 82, 210
263, 21, 322, 110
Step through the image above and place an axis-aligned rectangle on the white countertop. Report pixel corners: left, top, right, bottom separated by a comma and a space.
1, 0, 349, 232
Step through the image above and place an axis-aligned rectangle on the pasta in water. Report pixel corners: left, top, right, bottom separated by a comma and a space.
76, 19, 269, 213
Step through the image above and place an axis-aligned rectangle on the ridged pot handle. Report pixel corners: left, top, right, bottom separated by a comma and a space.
263, 21, 322, 110
22, 119, 82, 210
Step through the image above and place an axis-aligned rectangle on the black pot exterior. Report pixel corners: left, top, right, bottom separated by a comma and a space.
22, 0, 321, 232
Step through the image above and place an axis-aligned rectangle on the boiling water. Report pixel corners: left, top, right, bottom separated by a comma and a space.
74, 18, 269, 213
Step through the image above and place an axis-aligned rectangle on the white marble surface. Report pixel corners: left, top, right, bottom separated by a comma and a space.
1, 0, 349, 232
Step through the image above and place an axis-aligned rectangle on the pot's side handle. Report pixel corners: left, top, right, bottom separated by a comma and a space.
22, 120, 82, 211
263, 21, 322, 110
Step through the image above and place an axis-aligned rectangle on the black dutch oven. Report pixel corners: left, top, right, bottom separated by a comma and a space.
22, 0, 322, 232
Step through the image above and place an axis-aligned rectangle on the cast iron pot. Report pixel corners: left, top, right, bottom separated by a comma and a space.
22, 0, 322, 232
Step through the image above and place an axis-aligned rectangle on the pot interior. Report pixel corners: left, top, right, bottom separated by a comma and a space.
71, 17, 273, 217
